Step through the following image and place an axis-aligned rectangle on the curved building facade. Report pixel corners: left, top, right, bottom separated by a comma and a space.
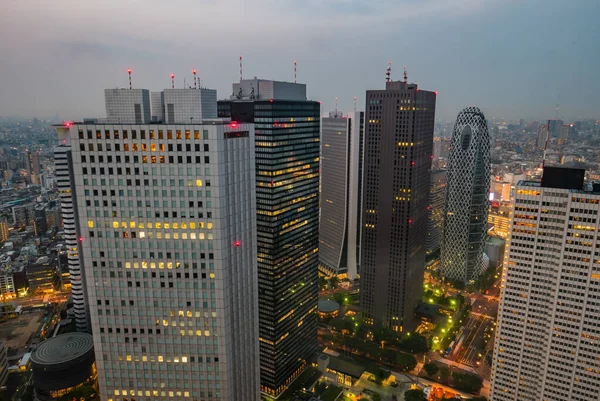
30, 333, 97, 401
441, 107, 490, 284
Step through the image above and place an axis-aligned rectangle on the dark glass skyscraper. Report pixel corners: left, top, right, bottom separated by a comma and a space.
218, 79, 320, 396
361, 80, 436, 331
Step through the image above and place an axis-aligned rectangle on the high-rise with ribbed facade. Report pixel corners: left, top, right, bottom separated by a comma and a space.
57, 86, 260, 401
218, 78, 320, 396
441, 107, 490, 284
360, 80, 436, 331
55, 137, 89, 332
319, 111, 364, 280
491, 167, 600, 401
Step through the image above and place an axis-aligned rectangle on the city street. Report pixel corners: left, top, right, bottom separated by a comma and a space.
6, 292, 69, 309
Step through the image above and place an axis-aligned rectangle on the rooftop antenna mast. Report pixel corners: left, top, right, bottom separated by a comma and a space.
294, 60, 297, 83
404, 65, 408, 83
335, 97, 338, 116
170, 74, 175, 89
127, 68, 132, 89
193, 69, 197, 89
354, 96, 357, 112
386, 62, 392, 83
239, 56, 243, 82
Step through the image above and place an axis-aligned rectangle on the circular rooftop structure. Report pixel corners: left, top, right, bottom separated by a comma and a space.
31, 332, 93, 366
30, 333, 97, 401
318, 299, 340, 314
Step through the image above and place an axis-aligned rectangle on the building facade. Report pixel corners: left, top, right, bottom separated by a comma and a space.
426, 170, 447, 257
360, 80, 436, 331
58, 89, 261, 400
55, 141, 89, 331
319, 111, 364, 279
441, 107, 490, 284
491, 167, 600, 401
218, 79, 320, 396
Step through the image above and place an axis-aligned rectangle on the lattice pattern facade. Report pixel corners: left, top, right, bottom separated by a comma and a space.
441, 107, 490, 284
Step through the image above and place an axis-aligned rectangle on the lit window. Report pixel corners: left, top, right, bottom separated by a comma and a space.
190, 233, 196, 239
125, 262, 131, 269
139, 231, 146, 238
126, 355, 132, 361
204, 330, 210, 337
87, 221, 94, 228
207, 223, 213, 229
113, 221, 119, 228
196, 180, 202, 187
130, 222, 136, 228
158, 356, 163, 362
190, 222, 196, 229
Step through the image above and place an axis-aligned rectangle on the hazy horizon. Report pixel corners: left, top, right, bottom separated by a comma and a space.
1, 0, 598, 122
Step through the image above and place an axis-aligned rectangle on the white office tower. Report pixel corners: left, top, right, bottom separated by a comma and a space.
319, 111, 364, 279
491, 166, 600, 401
55, 137, 89, 332
57, 89, 260, 401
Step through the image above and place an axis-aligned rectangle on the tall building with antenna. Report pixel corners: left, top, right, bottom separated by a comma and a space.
360, 71, 437, 331
56, 83, 261, 400
440, 107, 491, 284
218, 78, 320, 396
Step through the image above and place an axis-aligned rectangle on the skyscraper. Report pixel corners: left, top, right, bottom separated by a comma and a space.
491, 166, 600, 401
426, 170, 447, 257
440, 107, 490, 284
57, 87, 260, 400
360, 80, 436, 331
536, 123, 549, 150
319, 111, 364, 279
218, 78, 320, 396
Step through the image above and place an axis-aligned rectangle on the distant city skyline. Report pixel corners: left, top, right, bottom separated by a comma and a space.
1, 0, 599, 121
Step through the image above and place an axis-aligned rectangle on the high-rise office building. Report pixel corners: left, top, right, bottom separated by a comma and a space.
441, 107, 490, 284
218, 78, 320, 396
57, 87, 260, 400
55, 137, 89, 332
426, 170, 447, 257
319, 111, 364, 279
548, 118, 564, 137
0, 219, 9, 242
536, 123, 549, 150
360, 80, 436, 331
491, 167, 600, 401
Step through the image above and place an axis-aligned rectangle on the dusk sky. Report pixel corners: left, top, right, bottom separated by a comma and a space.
1, 0, 598, 121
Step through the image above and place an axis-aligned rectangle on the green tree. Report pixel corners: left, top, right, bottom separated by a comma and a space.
404, 389, 427, 401
318, 276, 328, 290
423, 362, 439, 377
313, 381, 327, 394
452, 372, 484, 393
332, 291, 349, 306
399, 333, 428, 353
395, 352, 417, 372
438, 366, 451, 384
328, 276, 339, 289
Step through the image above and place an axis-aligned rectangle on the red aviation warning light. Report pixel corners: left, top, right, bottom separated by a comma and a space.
234, 240, 241, 247
64, 121, 72, 128
229, 122, 238, 128
79, 237, 83, 242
